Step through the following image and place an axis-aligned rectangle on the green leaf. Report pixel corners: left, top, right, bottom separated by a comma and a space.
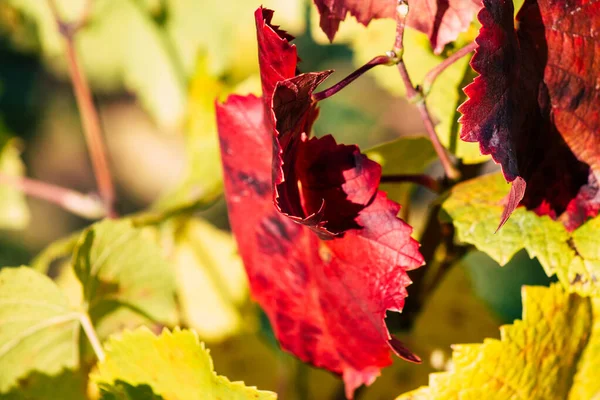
0, 369, 86, 400
0, 267, 80, 392
442, 172, 600, 296
0, 140, 30, 230
72, 219, 177, 325
171, 218, 250, 341
93, 327, 277, 400
396, 284, 599, 400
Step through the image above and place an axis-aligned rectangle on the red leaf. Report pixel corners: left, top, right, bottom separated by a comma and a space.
312, 0, 481, 53
538, 0, 600, 181
216, 94, 423, 399
313, 0, 395, 42
407, 0, 482, 54
217, 9, 425, 397
255, 8, 298, 107
458, 0, 600, 230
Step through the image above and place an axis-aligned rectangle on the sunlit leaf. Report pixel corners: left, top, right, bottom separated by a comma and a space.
396, 284, 599, 399
442, 172, 600, 296
72, 219, 178, 326
93, 327, 277, 400
0, 267, 80, 392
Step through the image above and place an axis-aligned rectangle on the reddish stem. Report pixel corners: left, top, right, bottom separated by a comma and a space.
423, 41, 477, 93
312, 55, 393, 101
392, 2, 460, 180
0, 173, 105, 219
380, 174, 441, 193
48, 0, 117, 218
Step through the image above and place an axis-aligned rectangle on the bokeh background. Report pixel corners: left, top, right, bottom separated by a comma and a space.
0, 0, 552, 398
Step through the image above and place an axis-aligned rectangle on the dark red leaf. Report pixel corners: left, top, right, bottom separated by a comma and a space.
216, 94, 423, 399
255, 7, 299, 108
458, 0, 600, 230
538, 0, 600, 181
312, 0, 481, 53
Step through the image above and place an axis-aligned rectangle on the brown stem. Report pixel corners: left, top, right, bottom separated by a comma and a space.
380, 174, 441, 193
391, 1, 461, 181
423, 41, 477, 94
47, 0, 117, 218
312, 55, 393, 101
0, 173, 105, 219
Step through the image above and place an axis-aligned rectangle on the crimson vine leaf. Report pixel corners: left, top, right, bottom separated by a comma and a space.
312, 0, 481, 53
216, 9, 425, 398
257, 7, 380, 238
458, 0, 600, 231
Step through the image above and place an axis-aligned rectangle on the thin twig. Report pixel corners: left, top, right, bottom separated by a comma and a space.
47, 0, 117, 218
391, 1, 461, 180
312, 55, 394, 101
79, 312, 106, 362
423, 41, 477, 93
380, 174, 441, 193
0, 172, 105, 219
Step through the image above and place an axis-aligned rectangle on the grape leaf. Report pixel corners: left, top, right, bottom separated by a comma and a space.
396, 284, 600, 399
458, 0, 600, 229
539, 0, 600, 180
0, 267, 80, 392
442, 172, 600, 296
93, 327, 276, 400
217, 90, 423, 398
0, 140, 30, 230
312, 0, 481, 53
72, 219, 177, 326
257, 7, 415, 242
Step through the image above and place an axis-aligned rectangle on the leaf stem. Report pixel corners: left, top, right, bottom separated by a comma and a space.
79, 311, 106, 362
391, 1, 461, 181
47, 0, 118, 218
423, 41, 477, 94
380, 174, 441, 193
312, 55, 394, 101
0, 172, 105, 219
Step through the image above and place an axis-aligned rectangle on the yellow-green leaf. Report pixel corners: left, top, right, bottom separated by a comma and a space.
72, 219, 177, 325
397, 284, 600, 400
93, 327, 277, 400
442, 172, 600, 296
0, 267, 80, 392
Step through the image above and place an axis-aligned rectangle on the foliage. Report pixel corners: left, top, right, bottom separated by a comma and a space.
0, 0, 599, 399
397, 284, 600, 399
94, 327, 276, 400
